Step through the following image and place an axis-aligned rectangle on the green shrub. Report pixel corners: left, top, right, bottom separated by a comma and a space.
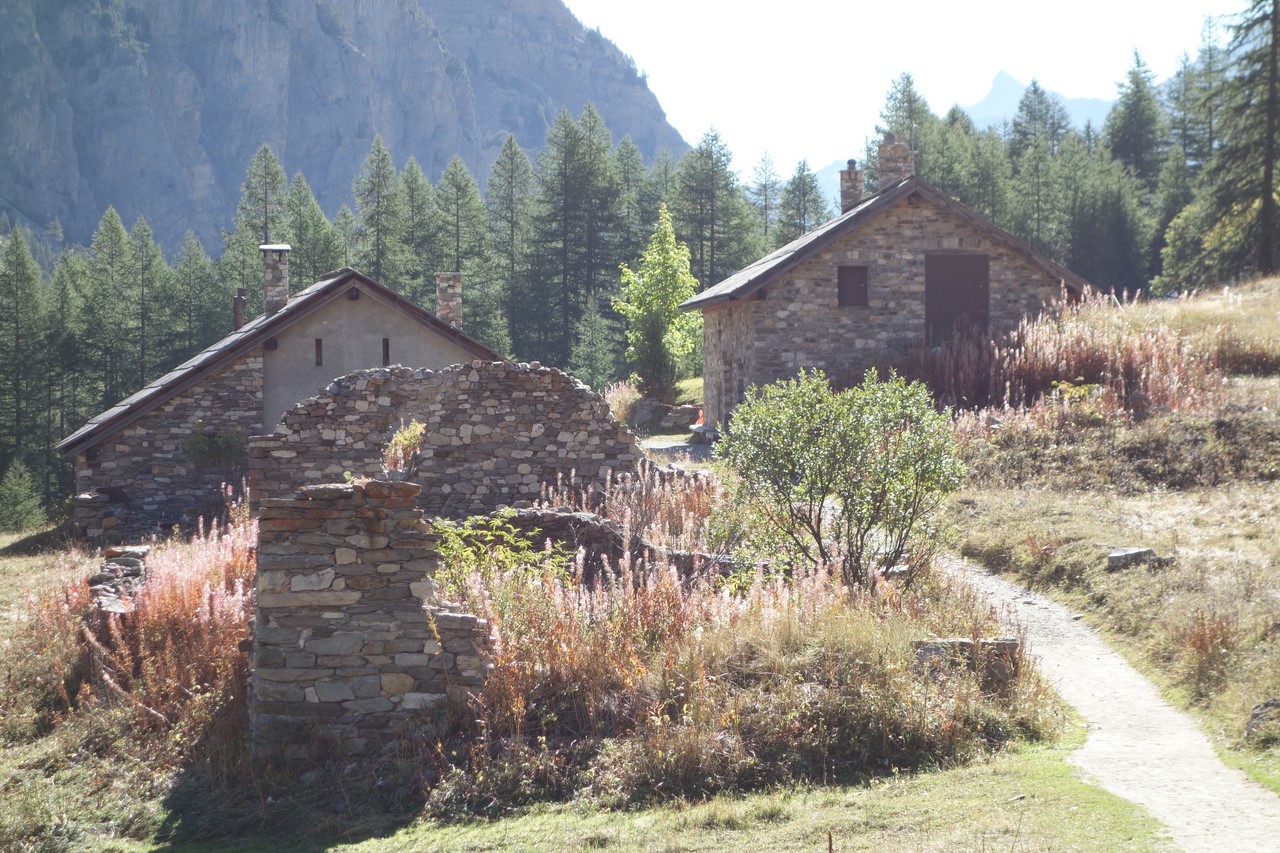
716, 369, 964, 586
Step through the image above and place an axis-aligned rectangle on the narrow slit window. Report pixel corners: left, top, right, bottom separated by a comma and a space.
382, 337, 391, 366
837, 265, 869, 307
314, 338, 323, 366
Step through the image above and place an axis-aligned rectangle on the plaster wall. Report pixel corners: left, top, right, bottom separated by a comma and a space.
262, 291, 477, 431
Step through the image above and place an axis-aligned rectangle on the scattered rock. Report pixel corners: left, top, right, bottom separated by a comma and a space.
104, 545, 151, 560
1246, 698, 1280, 744
1107, 547, 1156, 571
913, 637, 1021, 692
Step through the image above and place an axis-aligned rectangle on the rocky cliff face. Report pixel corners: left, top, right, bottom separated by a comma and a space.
0, 0, 686, 252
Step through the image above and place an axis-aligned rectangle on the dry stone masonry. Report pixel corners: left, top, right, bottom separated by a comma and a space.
251, 479, 489, 762
73, 353, 264, 542
249, 361, 646, 519
701, 194, 1066, 427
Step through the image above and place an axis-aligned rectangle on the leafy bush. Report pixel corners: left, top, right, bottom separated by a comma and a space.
716, 369, 964, 586
382, 418, 426, 477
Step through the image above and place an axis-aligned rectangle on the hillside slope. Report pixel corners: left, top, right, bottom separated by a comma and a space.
0, 0, 686, 251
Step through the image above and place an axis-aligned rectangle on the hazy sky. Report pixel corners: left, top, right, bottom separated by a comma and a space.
563, 0, 1244, 176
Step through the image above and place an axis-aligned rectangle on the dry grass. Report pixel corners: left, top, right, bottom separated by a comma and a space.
0, 519, 257, 850
432, 546, 1057, 815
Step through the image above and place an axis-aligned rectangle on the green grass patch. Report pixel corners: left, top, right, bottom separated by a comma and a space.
306, 727, 1167, 853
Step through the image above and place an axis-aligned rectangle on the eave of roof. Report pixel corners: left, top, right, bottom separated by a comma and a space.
679, 176, 1091, 311
57, 268, 504, 458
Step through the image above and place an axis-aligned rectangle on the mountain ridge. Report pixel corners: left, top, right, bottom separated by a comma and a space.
0, 0, 687, 253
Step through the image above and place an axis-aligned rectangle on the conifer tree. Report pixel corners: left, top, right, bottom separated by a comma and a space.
80, 208, 136, 407
167, 232, 226, 362
567, 293, 621, 391
672, 129, 758, 289
1009, 81, 1072, 160
774, 159, 832, 247
237, 144, 289, 244
1104, 52, 1165, 192
353, 135, 408, 287
334, 205, 358, 267
521, 106, 621, 364
460, 255, 512, 358
129, 217, 170, 387
285, 172, 343, 290
0, 459, 44, 533
0, 232, 41, 456
748, 155, 781, 239
434, 155, 489, 274
613, 135, 650, 264
487, 135, 532, 343
40, 251, 86, 503
399, 157, 438, 304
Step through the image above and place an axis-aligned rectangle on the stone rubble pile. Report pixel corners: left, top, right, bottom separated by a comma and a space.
85, 544, 152, 614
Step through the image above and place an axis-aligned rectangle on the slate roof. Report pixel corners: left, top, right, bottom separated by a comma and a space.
680, 176, 1090, 311
58, 268, 502, 458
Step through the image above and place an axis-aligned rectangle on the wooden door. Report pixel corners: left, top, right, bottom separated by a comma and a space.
925, 253, 989, 341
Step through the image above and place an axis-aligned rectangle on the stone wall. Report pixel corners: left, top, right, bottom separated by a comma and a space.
72, 352, 265, 542
249, 361, 646, 518
701, 192, 1066, 427
251, 480, 489, 762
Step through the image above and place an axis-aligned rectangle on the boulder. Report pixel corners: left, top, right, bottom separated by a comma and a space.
1107, 547, 1156, 571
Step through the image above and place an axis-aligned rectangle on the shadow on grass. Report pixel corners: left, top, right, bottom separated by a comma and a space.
0, 525, 75, 557
151, 745, 432, 851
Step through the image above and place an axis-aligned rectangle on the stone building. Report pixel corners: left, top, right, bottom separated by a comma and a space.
681, 133, 1093, 428
58, 248, 501, 541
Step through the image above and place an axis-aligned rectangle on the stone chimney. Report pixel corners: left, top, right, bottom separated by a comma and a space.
434, 271, 462, 328
233, 288, 246, 331
877, 132, 915, 187
260, 244, 291, 317
839, 159, 864, 213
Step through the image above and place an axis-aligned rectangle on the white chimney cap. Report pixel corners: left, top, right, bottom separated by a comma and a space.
259, 244, 292, 252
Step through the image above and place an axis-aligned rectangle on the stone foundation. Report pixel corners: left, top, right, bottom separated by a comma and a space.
250, 480, 489, 763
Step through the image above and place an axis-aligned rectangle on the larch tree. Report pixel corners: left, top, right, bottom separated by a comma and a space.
487, 135, 532, 339
774, 159, 832, 247
399, 157, 439, 305
353, 135, 408, 288
1104, 52, 1165, 193
673, 129, 757, 290
167, 232, 225, 363
285, 172, 343, 292
748, 154, 781, 240
80, 208, 136, 408
434, 155, 489, 275
0, 232, 41, 457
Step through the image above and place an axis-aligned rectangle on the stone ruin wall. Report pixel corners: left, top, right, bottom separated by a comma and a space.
73, 352, 264, 542
251, 479, 489, 761
249, 361, 647, 519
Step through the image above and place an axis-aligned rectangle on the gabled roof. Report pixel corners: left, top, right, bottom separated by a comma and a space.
58, 268, 503, 458
680, 176, 1091, 311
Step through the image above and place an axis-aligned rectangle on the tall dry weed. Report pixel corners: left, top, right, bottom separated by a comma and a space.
910, 288, 1220, 415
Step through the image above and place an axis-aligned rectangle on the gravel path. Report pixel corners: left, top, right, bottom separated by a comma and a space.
946, 556, 1280, 853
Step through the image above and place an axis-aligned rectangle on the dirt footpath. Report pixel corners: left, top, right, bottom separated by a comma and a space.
947, 557, 1280, 853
